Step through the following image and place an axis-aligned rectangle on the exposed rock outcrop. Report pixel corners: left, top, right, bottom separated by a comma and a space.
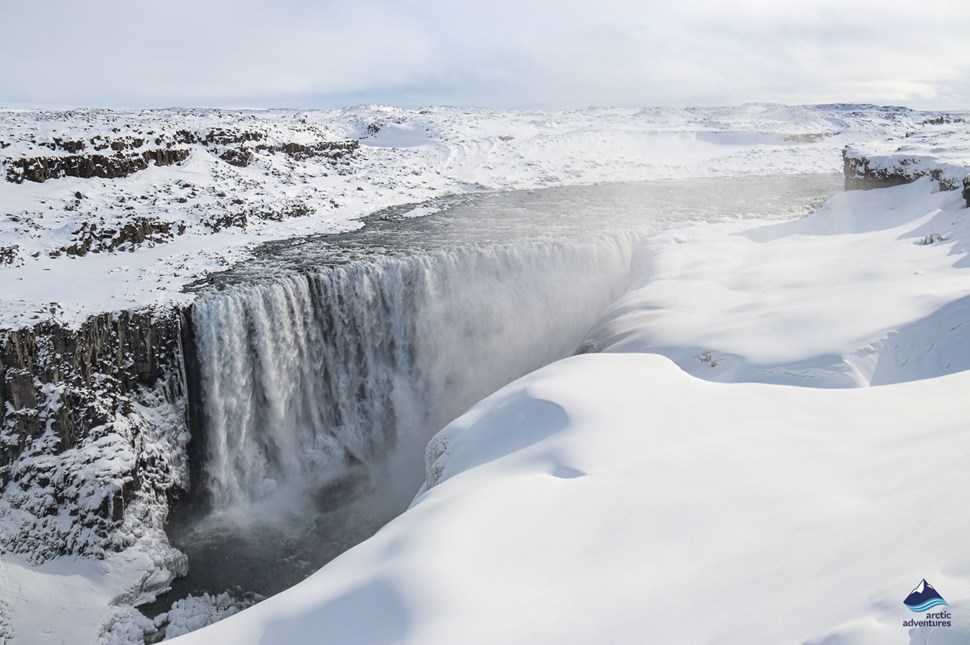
210, 139, 359, 168
66, 217, 185, 256
202, 199, 313, 232
843, 147, 969, 206
218, 148, 254, 167
0, 245, 18, 267
277, 140, 359, 160
843, 148, 954, 190
0, 309, 189, 562
5, 148, 191, 184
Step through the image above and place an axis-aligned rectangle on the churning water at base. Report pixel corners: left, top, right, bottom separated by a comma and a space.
161, 174, 842, 609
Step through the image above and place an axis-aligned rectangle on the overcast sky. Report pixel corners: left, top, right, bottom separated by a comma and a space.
2, 0, 968, 110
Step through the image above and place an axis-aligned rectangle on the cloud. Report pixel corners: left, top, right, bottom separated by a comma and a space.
1, 0, 968, 108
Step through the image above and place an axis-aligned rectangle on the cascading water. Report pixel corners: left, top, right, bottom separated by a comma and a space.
191, 236, 639, 515
159, 173, 844, 607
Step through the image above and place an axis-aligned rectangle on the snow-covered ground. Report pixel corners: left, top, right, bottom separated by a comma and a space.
0, 103, 942, 330
583, 179, 970, 387
843, 114, 970, 192
170, 179, 970, 644
3, 104, 970, 644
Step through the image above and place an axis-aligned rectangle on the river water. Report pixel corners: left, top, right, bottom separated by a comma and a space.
155, 174, 842, 617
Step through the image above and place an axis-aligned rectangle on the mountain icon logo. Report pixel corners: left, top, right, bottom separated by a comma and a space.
903, 579, 949, 612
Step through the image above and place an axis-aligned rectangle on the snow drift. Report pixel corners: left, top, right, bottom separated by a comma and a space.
172, 176, 970, 645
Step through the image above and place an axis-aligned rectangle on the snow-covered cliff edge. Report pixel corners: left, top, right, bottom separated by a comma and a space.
2, 103, 968, 643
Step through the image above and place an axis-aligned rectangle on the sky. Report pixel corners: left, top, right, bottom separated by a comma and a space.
2, 0, 969, 110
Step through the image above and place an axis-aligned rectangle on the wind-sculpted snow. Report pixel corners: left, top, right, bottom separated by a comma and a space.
172, 351, 970, 645
0, 169, 840, 642
172, 173, 970, 645
4, 104, 970, 644
581, 179, 970, 387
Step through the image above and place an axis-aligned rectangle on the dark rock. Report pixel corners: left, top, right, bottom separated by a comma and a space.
65, 217, 179, 256
203, 200, 312, 232
0, 244, 18, 266
843, 148, 913, 190
0, 309, 188, 561
843, 147, 964, 196
219, 148, 254, 167
923, 116, 964, 126
278, 140, 358, 161
53, 138, 86, 153
174, 130, 197, 145
204, 210, 249, 232
5, 149, 190, 184
203, 129, 264, 146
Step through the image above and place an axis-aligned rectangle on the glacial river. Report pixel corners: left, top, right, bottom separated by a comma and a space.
150, 173, 843, 620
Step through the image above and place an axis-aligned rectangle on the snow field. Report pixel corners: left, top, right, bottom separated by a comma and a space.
3, 104, 970, 644
171, 164, 970, 644
0, 104, 941, 330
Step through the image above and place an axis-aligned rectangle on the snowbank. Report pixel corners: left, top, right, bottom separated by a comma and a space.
0, 104, 942, 330
843, 114, 970, 202
0, 531, 183, 645
171, 176, 970, 645
582, 179, 970, 387
4, 105, 970, 644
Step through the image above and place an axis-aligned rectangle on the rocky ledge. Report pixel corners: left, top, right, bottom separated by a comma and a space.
842, 118, 970, 207
0, 308, 188, 562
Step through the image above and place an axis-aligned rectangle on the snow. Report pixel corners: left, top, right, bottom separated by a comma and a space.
0, 104, 941, 330
155, 593, 260, 640
0, 532, 180, 645
581, 178, 970, 386
843, 114, 970, 190
4, 104, 970, 644
169, 171, 970, 645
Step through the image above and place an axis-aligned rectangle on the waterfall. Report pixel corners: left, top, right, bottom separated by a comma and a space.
189, 233, 641, 514
161, 174, 843, 603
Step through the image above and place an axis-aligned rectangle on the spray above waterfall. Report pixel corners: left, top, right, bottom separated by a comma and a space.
191, 236, 640, 511
163, 174, 843, 601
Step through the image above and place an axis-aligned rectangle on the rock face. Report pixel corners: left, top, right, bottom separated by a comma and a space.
5, 148, 192, 184
3, 126, 359, 185
0, 309, 189, 562
842, 147, 961, 192
843, 147, 970, 207
67, 217, 185, 256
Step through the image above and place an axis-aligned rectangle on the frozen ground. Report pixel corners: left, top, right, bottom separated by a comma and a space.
172, 180, 970, 644
583, 179, 970, 387
2, 105, 969, 644
0, 103, 942, 330
844, 113, 970, 192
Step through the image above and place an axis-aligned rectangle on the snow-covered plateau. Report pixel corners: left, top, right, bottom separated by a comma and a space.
1, 104, 969, 644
